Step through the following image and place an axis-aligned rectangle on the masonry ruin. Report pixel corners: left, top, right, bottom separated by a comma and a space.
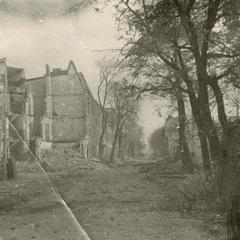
0, 59, 114, 176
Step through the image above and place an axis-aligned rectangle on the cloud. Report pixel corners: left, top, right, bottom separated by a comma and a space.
0, 0, 90, 20
0, 1, 161, 139
0, 2, 120, 90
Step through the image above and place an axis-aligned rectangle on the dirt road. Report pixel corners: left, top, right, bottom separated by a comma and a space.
0, 164, 91, 240
54, 164, 216, 240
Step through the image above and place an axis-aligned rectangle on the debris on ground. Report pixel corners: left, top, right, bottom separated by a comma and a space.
53, 164, 224, 240
0, 160, 94, 240
139, 158, 185, 183
138, 158, 226, 239
41, 143, 108, 173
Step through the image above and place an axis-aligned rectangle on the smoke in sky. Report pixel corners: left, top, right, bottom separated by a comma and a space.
0, 0, 118, 83
0, 0, 90, 18
0, 0, 164, 140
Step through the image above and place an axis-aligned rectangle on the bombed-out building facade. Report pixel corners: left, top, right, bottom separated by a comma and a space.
0, 58, 32, 173
27, 60, 114, 159
1, 58, 113, 165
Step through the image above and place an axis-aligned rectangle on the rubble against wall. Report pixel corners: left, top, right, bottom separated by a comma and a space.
26, 61, 111, 159
40, 143, 108, 173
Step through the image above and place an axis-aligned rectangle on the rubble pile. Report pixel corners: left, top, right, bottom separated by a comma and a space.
41, 143, 108, 173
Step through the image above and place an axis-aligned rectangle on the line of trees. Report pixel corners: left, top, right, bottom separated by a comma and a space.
96, 57, 145, 163
110, 0, 240, 238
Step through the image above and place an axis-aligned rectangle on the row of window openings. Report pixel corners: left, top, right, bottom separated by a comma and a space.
44, 124, 97, 158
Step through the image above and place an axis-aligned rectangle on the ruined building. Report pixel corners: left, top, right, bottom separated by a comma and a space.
0, 58, 113, 165
161, 115, 202, 163
0, 58, 32, 174
26, 61, 110, 159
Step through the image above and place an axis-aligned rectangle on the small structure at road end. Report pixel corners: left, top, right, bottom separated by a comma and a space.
158, 115, 202, 164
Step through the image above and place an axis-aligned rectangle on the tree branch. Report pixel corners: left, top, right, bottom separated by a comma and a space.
120, 0, 150, 32
173, 0, 201, 59
186, 0, 196, 14
200, 0, 221, 64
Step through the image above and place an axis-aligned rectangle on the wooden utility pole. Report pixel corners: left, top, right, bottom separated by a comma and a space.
0, 58, 8, 180
2, 89, 8, 180
236, 102, 239, 120
0, 88, 5, 179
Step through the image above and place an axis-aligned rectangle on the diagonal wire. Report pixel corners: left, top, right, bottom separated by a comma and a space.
7, 119, 91, 240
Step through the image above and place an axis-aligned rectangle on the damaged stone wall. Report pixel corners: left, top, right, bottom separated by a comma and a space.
49, 64, 89, 142
0, 58, 31, 163
26, 60, 114, 160
8, 66, 30, 161
25, 78, 47, 137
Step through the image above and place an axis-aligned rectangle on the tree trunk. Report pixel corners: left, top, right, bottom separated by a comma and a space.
118, 136, 123, 159
131, 144, 135, 158
227, 196, 240, 240
110, 132, 118, 164
237, 103, 239, 120
209, 80, 240, 239
110, 117, 120, 164
175, 48, 220, 176
177, 63, 214, 175
98, 128, 106, 161
190, 77, 221, 175
199, 75, 219, 163
7, 157, 16, 180
186, 90, 213, 176
176, 84, 194, 172
209, 79, 228, 133
198, 133, 212, 175
98, 111, 108, 161
184, 58, 220, 175
220, 122, 240, 240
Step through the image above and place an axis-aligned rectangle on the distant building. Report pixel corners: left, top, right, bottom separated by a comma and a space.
162, 116, 179, 157
161, 115, 202, 163
26, 61, 112, 159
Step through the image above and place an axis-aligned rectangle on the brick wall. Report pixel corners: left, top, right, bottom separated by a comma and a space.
27, 61, 113, 160
49, 68, 88, 142
26, 78, 47, 137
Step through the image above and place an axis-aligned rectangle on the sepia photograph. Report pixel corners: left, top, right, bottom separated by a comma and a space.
0, 0, 240, 239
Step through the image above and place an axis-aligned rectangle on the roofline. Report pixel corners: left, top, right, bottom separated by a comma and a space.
26, 60, 101, 109
26, 61, 71, 82
26, 76, 45, 82
7, 66, 24, 71
68, 60, 100, 108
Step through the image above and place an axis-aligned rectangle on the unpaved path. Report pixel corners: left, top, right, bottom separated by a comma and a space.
0, 165, 90, 240
54, 164, 216, 240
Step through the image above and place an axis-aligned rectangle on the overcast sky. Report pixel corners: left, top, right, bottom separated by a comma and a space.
0, 0, 165, 142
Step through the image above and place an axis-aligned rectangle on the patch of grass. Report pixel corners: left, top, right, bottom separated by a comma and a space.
174, 174, 223, 215
0, 182, 31, 214
0, 162, 55, 215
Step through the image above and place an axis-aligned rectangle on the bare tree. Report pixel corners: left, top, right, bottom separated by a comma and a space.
115, 0, 240, 176
117, 106, 139, 160
115, 0, 240, 236
109, 79, 139, 163
125, 60, 194, 172
123, 124, 145, 159
96, 56, 118, 161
